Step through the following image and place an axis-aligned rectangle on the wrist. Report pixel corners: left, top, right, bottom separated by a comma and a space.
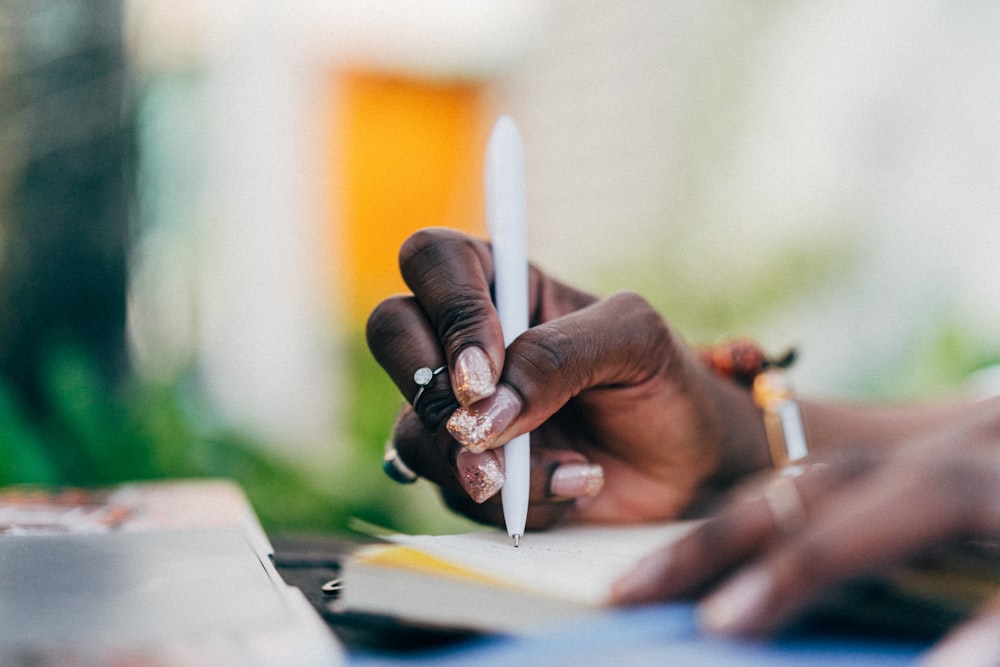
711, 372, 773, 482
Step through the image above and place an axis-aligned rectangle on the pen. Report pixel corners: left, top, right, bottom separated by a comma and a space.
485, 115, 530, 547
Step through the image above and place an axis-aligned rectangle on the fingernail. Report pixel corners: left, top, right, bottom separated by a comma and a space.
454, 346, 496, 406
609, 547, 674, 605
446, 385, 522, 452
550, 463, 605, 498
698, 568, 772, 635
921, 619, 1000, 667
455, 448, 505, 503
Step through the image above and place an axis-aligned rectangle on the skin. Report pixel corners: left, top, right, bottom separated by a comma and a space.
611, 408, 1000, 665
367, 227, 772, 527
366, 227, 1000, 662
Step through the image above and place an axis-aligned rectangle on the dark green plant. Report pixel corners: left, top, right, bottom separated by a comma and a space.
0, 343, 350, 533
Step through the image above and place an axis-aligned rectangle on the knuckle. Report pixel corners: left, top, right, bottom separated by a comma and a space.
689, 517, 739, 566
399, 228, 477, 283
607, 291, 672, 349
399, 228, 450, 266
604, 290, 678, 379
513, 327, 576, 388
605, 289, 653, 313
365, 296, 415, 352
435, 292, 494, 343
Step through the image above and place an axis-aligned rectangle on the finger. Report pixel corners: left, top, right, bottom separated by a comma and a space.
398, 228, 598, 407
439, 450, 602, 531
393, 407, 603, 511
393, 408, 461, 488
610, 462, 854, 604
366, 295, 457, 430
445, 290, 683, 453
397, 228, 505, 406
922, 593, 1000, 666
393, 408, 510, 506
698, 451, 1000, 637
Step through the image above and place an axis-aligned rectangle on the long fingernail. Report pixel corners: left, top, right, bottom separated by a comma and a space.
455, 448, 505, 503
698, 568, 772, 635
609, 547, 674, 605
446, 385, 522, 452
550, 463, 605, 498
454, 346, 496, 406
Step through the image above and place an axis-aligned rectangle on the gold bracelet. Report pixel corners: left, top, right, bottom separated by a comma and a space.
752, 368, 808, 471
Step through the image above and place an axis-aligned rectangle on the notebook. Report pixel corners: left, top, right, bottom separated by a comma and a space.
337, 522, 698, 635
338, 521, 1000, 641
0, 479, 344, 666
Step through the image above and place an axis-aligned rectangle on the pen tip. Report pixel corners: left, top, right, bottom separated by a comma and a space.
512, 534, 520, 547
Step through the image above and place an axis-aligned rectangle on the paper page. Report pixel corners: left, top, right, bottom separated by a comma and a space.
385, 522, 697, 605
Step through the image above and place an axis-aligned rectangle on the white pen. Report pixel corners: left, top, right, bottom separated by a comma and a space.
485, 115, 530, 547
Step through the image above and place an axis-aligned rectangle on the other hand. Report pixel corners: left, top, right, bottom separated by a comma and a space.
611, 402, 1000, 666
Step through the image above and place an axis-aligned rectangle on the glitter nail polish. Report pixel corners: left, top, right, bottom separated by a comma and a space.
456, 448, 505, 503
454, 346, 496, 406
550, 463, 605, 498
446, 385, 522, 452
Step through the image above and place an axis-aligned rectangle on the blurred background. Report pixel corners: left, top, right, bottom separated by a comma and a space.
1, 0, 998, 534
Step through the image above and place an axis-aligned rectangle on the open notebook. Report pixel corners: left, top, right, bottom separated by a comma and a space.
338, 522, 697, 635
338, 520, 1000, 641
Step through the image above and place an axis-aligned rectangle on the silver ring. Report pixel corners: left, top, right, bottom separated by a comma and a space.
412, 365, 446, 411
383, 445, 418, 484
764, 475, 807, 535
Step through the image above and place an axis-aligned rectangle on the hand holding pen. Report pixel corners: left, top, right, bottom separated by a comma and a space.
366, 224, 773, 529
365, 116, 1000, 659
368, 227, 1000, 661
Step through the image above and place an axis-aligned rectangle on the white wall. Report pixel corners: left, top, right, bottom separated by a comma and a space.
489, 0, 1000, 397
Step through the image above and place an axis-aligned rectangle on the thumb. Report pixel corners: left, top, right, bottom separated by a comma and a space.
445, 290, 688, 452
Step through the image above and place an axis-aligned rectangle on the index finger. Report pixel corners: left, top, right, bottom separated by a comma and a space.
399, 227, 598, 407
399, 228, 505, 406
699, 450, 1000, 637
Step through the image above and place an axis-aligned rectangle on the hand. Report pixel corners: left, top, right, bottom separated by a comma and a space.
611, 400, 1000, 665
366, 228, 771, 529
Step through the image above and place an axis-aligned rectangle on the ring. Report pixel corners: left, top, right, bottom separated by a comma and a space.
412, 365, 446, 411
764, 475, 807, 535
382, 445, 418, 484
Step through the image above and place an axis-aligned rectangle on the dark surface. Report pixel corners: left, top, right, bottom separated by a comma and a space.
271, 534, 482, 653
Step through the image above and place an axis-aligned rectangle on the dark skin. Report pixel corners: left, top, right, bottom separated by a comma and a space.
367, 227, 771, 527
611, 410, 1000, 665
367, 227, 1000, 663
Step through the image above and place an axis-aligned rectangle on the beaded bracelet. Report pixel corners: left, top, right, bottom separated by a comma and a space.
698, 339, 808, 471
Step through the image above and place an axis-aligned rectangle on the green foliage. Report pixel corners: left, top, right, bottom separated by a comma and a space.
337, 336, 481, 536
0, 343, 348, 533
851, 319, 1000, 400
5, 277, 990, 538
589, 226, 860, 344
0, 337, 480, 536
